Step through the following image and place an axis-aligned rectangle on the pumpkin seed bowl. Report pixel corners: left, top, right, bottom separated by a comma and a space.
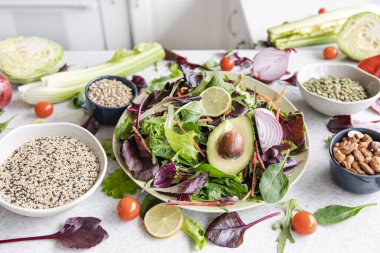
297, 63, 380, 116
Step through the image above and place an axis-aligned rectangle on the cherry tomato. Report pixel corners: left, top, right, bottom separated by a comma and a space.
220, 57, 235, 71
292, 211, 318, 235
318, 8, 327, 14
117, 196, 140, 221
323, 46, 338, 60
35, 101, 54, 118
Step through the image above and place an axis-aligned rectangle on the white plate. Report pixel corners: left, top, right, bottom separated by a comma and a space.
0, 123, 107, 217
113, 72, 310, 213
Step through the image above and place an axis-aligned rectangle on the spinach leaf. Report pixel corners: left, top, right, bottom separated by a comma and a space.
115, 117, 134, 141
140, 194, 163, 218
182, 216, 207, 251
205, 211, 280, 248
165, 128, 199, 163
71, 92, 86, 108
272, 199, 302, 253
314, 203, 377, 225
195, 163, 237, 179
101, 168, 139, 199
259, 155, 289, 203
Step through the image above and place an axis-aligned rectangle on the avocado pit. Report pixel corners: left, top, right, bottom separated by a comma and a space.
217, 131, 245, 159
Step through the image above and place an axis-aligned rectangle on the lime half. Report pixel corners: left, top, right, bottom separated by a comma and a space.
144, 204, 184, 239
200, 86, 232, 117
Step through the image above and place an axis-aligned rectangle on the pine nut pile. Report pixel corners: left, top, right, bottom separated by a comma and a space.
88, 79, 133, 107
0, 136, 100, 209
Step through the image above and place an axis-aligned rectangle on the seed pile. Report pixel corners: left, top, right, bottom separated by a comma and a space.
88, 79, 133, 107
0, 136, 100, 209
303, 76, 368, 102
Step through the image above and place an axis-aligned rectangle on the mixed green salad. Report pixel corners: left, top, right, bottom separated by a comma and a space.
115, 60, 307, 206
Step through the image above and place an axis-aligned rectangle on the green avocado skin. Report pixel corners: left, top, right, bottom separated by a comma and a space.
206, 116, 255, 175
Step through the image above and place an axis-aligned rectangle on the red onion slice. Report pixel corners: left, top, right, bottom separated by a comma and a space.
252, 47, 294, 83
254, 110, 283, 152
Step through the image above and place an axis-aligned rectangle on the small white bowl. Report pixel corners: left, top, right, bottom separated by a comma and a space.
0, 122, 107, 217
297, 64, 380, 116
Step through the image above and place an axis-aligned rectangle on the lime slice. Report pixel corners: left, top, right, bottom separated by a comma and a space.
144, 204, 184, 239
200, 86, 232, 117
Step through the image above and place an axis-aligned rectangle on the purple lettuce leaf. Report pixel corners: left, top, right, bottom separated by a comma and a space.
153, 162, 177, 188
121, 139, 159, 181
230, 101, 248, 117
205, 212, 280, 248
261, 144, 302, 173
179, 63, 204, 88
154, 173, 209, 194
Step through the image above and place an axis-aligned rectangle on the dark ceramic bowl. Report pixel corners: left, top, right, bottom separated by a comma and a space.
85, 75, 137, 125
329, 128, 380, 194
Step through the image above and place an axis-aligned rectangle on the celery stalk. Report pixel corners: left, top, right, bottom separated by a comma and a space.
41, 42, 165, 88
268, 6, 379, 49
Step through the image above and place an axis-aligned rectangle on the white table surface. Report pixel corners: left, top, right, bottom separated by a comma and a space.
0, 49, 379, 253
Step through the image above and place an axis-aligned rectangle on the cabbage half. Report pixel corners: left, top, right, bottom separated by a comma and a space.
0, 36, 63, 84
338, 12, 380, 61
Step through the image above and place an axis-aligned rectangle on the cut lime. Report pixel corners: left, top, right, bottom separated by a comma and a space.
200, 86, 232, 117
144, 204, 184, 239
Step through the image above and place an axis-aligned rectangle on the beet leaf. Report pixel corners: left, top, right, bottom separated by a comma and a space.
153, 162, 177, 188
281, 113, 305, 149
153, 173, 208, 194
0, 217, 108, 249
82, 115, 99, 135
205, 211, 280, 248
327, 115, 380, 133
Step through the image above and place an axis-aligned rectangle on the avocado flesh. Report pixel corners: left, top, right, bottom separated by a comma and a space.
207, 116, 255, 175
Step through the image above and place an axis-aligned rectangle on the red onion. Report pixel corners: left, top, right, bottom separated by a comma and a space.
372, 97, 380, 115
0, 73, 12, 109
252, 47, 294, 83
254, 109, 283, 152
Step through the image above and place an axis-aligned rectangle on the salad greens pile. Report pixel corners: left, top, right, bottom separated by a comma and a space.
115, 55, 307, 207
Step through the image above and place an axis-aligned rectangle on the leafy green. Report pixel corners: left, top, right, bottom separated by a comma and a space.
273, 199, 302, 253
203, 58, 219, 69
176, 101, 206, 124
145, 63, 183, 94
0, 115, 15, 134
71, 92, 86, 108
101, 168, 139, 199
101, 139, 115, 159
314, 203, 377, 225
169, 63, 182, 77
259, 153, 289, 203
327, 134, 336, 144
0, 110, 4, 116
190, 72, 234, 96
195, 163, 237, 179
115, 117, 134, 141
192, 178, 248, 200
165, 128, 199, 163
140, 194, 163, 218
182, 216, 207, 251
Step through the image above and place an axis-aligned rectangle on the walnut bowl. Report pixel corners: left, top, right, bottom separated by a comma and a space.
329, 128, 380, 194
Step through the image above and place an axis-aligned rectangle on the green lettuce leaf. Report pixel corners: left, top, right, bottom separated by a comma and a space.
165, 128, 199, 163
101, 138, 115, 159
102, 168, 139, 198
115, 117, 134, 141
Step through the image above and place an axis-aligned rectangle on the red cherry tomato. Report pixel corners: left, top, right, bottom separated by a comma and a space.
35, 101, 54, 118
220, 57, 235, 71
292, 211, 318, 235
117, 196, 140, 221
0, 73, 12, 110
318, 8, 327, 14
323, 46, 338, 60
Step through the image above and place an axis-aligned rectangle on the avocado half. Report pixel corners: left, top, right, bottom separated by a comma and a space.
206, 116, 255, 175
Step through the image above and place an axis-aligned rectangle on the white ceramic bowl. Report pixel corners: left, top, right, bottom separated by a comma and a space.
0, 123, 107, 217
297, 64, 380, 116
